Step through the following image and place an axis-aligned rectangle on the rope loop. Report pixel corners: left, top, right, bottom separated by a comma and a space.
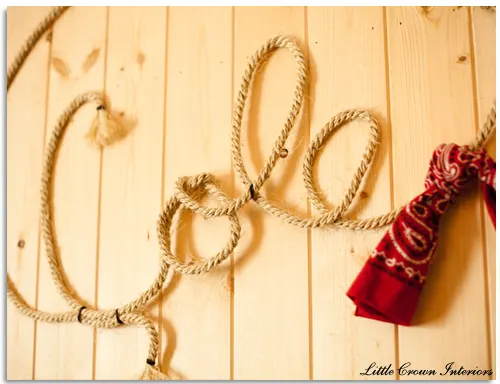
158, 175, 242, 275
5, 6, 496, 380
303, 109, 380, 219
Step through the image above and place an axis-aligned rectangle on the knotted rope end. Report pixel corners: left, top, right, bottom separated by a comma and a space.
139, 363, 170, 380
86, 106, 128, 147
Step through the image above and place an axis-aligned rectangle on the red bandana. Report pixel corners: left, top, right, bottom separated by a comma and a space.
347, 143, 496, 326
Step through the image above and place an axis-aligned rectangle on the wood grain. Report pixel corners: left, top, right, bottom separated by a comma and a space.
386, 6, 490, 379
34, 7, 107, 380
232, 6, 310, 380
161, 6, 233, 380
6, 6, 495, 380
6, 6, 53, 380
94, 7, 167, 380
307, 6, 396, 379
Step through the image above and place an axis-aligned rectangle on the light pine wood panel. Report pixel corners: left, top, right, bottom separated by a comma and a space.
34, 7, 107, 380
386, 6, 490, 379
471, 6, 496, 379
6, 6, 52, 380
6, 6, 495, 380
162, 6, 233, 380
94, 7, 167, 380
233, 6, 310, 380
307, 7, 396, 379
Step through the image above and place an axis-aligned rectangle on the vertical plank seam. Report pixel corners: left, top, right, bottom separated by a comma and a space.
229, 5, 236, 381
32, 7, 55, 380
382, 6, 400, 380
303, 5, 313, 381
466, 6, 493, 379
159, 5, 170, 373
92, 6, 111, 380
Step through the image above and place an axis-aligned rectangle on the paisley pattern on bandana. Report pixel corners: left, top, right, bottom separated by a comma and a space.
347, 143, 496, 326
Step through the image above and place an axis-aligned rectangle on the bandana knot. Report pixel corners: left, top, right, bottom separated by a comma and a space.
346, 142, 496, 326
425, 143, 496, 199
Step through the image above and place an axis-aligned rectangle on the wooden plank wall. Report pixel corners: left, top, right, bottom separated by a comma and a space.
6, 6, 496, 380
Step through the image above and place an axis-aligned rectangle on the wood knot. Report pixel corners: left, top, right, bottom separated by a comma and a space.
279, 148, 289, 158
457, 55, 468, 63
360, 191, 369, 199
222, 273, 234, 294
17, 239, 26, 249
52, 57, 71, 78
137, 52, 146, 70
82, 48, 101, 73
418, 6, 433, 16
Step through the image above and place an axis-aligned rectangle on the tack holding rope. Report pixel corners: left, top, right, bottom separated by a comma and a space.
6, 6, 496, 380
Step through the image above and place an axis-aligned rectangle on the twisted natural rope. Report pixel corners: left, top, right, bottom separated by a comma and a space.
7, 6, 165, 377
6, 5, 496, 379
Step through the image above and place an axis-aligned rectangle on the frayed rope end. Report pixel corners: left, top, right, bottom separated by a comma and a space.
86, 106, 127, 147
138, 364, 170, 380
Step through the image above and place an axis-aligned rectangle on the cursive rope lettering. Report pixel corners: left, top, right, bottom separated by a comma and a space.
6, 6, 496, 380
